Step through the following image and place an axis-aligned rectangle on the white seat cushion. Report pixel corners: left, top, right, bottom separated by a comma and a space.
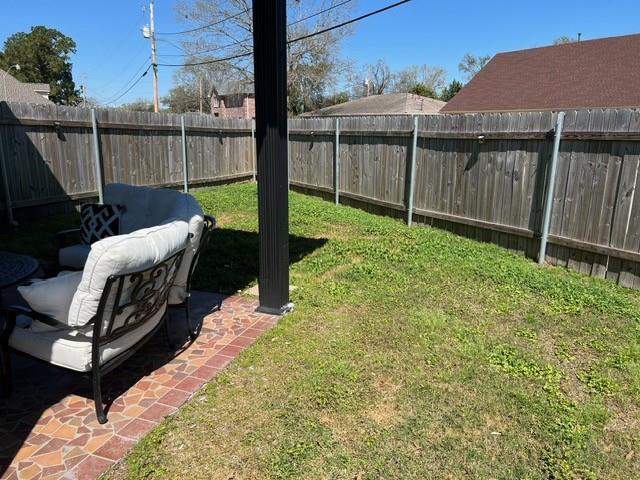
58, 244, 91, 269
9, 306, 166, 372
67, 220, 189, 328
17, 271, 83, 325
103, 184, 204, 305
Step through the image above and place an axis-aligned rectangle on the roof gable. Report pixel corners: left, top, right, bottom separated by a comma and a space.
441, 33, 640, 113
303, 93, 445, 116
0, 69, 53, 105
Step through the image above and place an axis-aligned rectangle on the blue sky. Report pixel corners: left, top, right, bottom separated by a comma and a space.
1, 0, 639, 105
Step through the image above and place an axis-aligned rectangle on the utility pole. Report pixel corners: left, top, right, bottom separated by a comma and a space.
199, 77, 203, 114
82, 78, 87, 107
149, 0, 160, 113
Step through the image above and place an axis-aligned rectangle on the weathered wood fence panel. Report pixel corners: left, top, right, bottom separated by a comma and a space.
289, 117, 335, 191
3, 101, 640, 289
289, 108, 640, 289
0, 103, 254, 215
0, 102, 97, 209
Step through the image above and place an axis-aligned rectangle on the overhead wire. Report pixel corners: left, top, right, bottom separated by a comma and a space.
157, 0, 354, 58
157, 0, 411, 67
106, 0, 410, 104
156, 7, 250, 35
96, 64, 152, 106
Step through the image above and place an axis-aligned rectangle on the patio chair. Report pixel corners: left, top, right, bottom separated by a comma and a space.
57, 183, 214, 339
2, 220, 189, 423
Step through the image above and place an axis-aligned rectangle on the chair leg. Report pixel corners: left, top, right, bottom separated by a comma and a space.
0, 314, 15, 398
164, 313, 175, 348
185, 296, 196, 341
0, 345, 12, 398
92, 367, 107, 424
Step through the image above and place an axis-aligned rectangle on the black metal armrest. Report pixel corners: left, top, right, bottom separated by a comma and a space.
0, 305, 72, 330
57, 228, 81, 249
204, 214, 217, 230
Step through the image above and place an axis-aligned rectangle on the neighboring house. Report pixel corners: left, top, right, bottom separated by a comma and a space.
210, 84, 255, 118
441, 33, 640, 113
302, 93, 445, 116
0, 68, 53, 105
30, 83, 52, 101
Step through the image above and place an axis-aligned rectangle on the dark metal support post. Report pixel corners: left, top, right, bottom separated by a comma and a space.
251, 118, 257, 182
253, 0, 292, 315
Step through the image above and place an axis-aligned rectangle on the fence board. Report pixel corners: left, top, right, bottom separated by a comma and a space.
5, 102, 640, 289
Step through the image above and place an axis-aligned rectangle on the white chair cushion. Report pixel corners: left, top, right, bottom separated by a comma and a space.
9, 306, 166, 372
103, 184, 204, 305
58, 244, 91, 269
104, 183, 153, 233
67, 220, 189, 328
17, 271, 83, 325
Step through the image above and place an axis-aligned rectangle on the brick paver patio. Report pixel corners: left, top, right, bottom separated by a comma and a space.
0, 291, 278, 480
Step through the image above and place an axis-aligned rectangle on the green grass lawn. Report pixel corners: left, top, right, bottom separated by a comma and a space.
5, 182, 640, 479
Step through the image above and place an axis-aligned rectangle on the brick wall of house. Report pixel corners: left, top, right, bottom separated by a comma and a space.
211, 94, 255, 118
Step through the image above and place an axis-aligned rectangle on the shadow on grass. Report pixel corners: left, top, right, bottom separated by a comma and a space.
193, 228, 328, 295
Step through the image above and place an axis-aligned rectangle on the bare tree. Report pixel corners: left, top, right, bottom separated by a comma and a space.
553, 35, 579, 45
368, 59, 393, 95
350, 60, 447, 98
392, 65, 447, 93
172, 0, 356, 113
458, 53, 491, 81
163, 63, 242, 113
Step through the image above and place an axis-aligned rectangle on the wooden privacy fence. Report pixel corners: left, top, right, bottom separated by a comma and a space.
2, 102, 640, 288
289, 109, 640, 288
0, 102, 254, 219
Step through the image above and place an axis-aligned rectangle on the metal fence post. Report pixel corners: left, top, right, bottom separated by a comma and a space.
181, 115, 188, 193
91, 108, 104, 203
251, 118, 257, 182
538, 111, 565, 264
406, 115, 419, 225
334, 117, 340, 205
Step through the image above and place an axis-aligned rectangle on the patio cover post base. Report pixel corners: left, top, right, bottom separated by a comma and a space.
256, 302, 295, 316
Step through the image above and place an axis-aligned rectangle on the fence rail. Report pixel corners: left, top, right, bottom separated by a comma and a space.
288, 109, 640, 288
2, 102, 640, 288
0, 102, 254, 217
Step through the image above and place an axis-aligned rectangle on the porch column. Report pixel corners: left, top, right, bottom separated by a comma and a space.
252, 0, 291, 314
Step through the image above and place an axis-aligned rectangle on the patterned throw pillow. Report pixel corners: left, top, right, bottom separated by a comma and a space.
80, 204, 125, 245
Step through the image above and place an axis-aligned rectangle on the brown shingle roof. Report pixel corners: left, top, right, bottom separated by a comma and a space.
303, 93, 445, 116
0, 69, 53, 105
441, 33, 640, 113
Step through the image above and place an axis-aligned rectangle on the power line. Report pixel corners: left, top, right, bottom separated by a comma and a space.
156, 7, 250, 36
92, 47, 150, 92
158, 0, 411, 68
290, 0, 411, 44
97, 64, 152, 106
288, 0, 353, 26
95, 57, 151, 103
156, 0, 354, 58
157, 38, 190, 54
158, 52, 253, 68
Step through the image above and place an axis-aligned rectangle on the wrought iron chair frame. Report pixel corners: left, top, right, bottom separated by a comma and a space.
0, 248, 185, 424
172, 214, 216, 340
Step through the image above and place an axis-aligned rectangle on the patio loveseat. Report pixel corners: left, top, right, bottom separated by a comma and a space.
3, 220, 189, 423
57, 183, 215, 337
